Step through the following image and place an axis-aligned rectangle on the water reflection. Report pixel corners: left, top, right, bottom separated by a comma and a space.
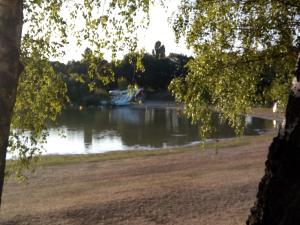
42, 107, 274, 155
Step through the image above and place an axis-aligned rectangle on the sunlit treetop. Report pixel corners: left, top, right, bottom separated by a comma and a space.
22, 0, 164, 59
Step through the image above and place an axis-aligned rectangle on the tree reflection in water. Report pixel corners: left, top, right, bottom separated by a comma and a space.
40, 107, 274, 155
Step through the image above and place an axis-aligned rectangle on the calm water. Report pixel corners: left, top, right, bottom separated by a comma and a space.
40, 106, 274, 155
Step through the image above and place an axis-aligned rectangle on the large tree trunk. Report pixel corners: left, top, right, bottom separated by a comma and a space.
247, 53, 300, 225
0, 0, 23, 206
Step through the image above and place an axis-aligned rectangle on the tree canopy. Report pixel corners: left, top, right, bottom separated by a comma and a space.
169, 0, 300, 134
152, 41, 166, 59
8, 0, 159, 176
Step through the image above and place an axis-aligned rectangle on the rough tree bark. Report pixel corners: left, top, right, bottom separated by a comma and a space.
0, 0, 23, 206
247, 53, 300, 225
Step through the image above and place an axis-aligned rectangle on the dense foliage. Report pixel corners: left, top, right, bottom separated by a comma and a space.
51, 46, 190, 107
8, 0, 159, 176
170, 0, 300, 134
113, 51, 190, 91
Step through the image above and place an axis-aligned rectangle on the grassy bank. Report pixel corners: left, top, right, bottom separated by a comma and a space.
1, 129, 275, 225
6, 131, 276, 170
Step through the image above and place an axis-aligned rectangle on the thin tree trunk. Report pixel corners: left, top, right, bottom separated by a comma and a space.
0, 0, 23, 206
247, 53, 300, 225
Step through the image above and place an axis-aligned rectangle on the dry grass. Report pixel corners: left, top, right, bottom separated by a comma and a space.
0, 133, 274, 225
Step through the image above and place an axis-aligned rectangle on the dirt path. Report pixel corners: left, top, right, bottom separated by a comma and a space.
0, 136, 273, 225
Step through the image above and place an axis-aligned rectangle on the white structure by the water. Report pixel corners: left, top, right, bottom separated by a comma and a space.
109, 88, 144, 105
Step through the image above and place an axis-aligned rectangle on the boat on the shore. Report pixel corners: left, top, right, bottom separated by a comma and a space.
109, 88, 144, 106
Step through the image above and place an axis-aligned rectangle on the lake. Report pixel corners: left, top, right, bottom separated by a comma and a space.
39, 105, 275, 156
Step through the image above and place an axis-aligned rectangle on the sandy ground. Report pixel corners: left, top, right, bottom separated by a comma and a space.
0, 134, 274, 225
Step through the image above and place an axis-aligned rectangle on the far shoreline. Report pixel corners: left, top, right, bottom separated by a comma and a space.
6, 102, 281, 164
135, 100, 285, 122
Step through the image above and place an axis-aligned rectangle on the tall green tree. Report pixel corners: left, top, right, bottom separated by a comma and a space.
170, 1, 300, 224
0, 0, 156, 206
